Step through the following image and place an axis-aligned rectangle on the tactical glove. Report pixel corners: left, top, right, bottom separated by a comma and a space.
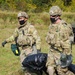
60, 53, 67, 62
37, 49, 41, 53
2, 41, 7, 47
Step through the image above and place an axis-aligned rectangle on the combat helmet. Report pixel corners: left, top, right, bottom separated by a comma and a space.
11, 44, 20, 56
60, 53, 72, 68
49, 6, 62, 16
17, 12, 28, 18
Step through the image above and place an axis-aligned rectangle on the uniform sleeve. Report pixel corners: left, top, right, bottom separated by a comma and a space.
6, 28, 18, 43
28, 25, 41, 50
46, 25, 51, 44
60, 24, 73, 55
46, 32, 51, 44
33, 29, 41, 50
68, 24, 74, 42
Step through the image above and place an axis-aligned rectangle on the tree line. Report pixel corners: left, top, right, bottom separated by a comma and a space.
0, 0, 75, 12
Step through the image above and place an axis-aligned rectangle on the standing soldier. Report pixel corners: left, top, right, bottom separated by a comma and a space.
46, 6, 74, 75
2, 12, 41, 75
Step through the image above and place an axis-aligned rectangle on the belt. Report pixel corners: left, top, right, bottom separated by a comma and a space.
51, 45, 62, 53
22, 44, 31, 49
22, 42, 36, 49
23, 44, 30, 47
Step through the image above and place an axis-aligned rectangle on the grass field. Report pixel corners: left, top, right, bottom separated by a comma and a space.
0, 11, 75, 75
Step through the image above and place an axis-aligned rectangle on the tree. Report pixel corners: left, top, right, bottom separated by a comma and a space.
3, 0, 17, 10
63, 0, 72, 6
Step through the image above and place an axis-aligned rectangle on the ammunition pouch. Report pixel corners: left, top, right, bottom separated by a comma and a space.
17, 35, 35, 46
17, 36, 30, 46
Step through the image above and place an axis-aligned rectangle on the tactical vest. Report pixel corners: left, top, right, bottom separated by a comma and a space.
47, 20, 71, 49
17, 24, 35, 46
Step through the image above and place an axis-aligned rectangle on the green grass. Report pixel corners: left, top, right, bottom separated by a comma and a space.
0, 11, 75, 75
0, 25, 49, 75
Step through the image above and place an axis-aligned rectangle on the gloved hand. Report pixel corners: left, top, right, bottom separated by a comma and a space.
60, 53, 67, 62
2, 41, 7, 47
37, 49, 41, 53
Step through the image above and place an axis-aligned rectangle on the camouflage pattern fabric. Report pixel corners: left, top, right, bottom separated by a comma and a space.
46, 20, 73, 55
49, 6, 62, 16
17, 12, 28, 18
6, 22, 41, 75
6, 22, 41, 51
46, 20, 74, 75
57, 65, 74, 75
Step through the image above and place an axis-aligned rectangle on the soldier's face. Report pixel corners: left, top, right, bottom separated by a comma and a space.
50, 15, 56, 23
18, 17, 27, 25
18, 17, 25, 21
50, 15, 60, 23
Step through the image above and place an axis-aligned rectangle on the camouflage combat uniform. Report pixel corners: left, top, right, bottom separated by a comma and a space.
6, 21, 41, 60
46, 6, 74, 75
4, 12, 41, 75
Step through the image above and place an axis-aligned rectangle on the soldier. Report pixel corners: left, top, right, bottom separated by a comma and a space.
2, 12, 41, 75
46, 6, 74, 75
